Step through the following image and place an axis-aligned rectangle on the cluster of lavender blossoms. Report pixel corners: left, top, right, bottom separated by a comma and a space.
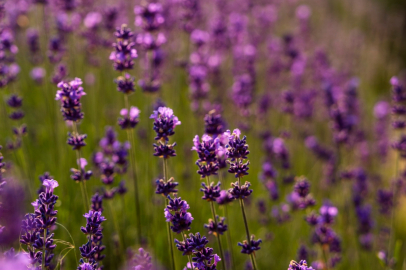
93, 127, 129, 199
305, 203, 341, 269
225, 129, 261, 269
20, 179, 59, 269
78, 210, 106, 270
288, 260, 314, 270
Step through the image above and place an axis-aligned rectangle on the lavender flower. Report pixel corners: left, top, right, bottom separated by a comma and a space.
164, 196, 193, 234
238, 236, 262, 254
118, 107, 140, 129
132, 248, 153, 270
110, 24, 138, 72
79, 210, 106, 266
71, 158, 93, 182
55, 78, 86, 122
150, 107, 181, 141
204, 216, 228, 235
155, 177, 178, 196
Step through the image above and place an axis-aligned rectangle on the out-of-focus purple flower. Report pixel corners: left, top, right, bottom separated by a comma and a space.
134, 3, 165, 32
67, 132, 87, 150
91, 192, 103, 212
216, 190, 234, 205
114, 73, 135, 95
377, 189, 393, 215
110, 24, 138, 72
204, 110, 226, 137
131, 248, 153, 270
118, 107, 140, 129
84, 12, 102, 29
71, 158, 93, 182
30, 67, 46, 84
6, 94, 22, 108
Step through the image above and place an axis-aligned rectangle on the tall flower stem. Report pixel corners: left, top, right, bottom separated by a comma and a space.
124, 94, 142, 244
206, 176, 226, 270
219, 172, 234, 269
72, 122, 90, 212
238, 176, 258, 270
108, 200, 124, 261
164, 158, 176, 270
322, 245, 330, 270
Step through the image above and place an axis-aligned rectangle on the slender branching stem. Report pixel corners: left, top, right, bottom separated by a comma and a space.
124, 94, 142, 244
206, 176, 226, 270
164, 158, 176, 270
238, 176, 258, 270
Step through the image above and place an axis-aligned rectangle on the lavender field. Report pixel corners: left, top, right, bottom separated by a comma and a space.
0, 0, 405, 269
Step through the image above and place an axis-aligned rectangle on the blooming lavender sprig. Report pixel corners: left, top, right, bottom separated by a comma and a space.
165, 196, 194, 234
288, 177, 316, 210
56, 78, 86, 122
225, 129, 260, 269
305, 203, 341, 268
20, 179, 59, 269
78, 210, 106, 268
176, 232, 221, 270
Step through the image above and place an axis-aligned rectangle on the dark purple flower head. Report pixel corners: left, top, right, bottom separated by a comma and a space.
7, 94, 22, 108
204, 216, 228, 235
377, 189, 393, 215
153, 141, 177, 159
9, 110, 24, 120
260, 161, 277, 181
229, 181, 252, 199
238, 235, 262, 254
67, 132, 87, 150
48, 36, 64, 63
305, 212, 319, 226
225, 129, 249, 161
155, 177, 178, 196
200, 182, 221, 201
110, 24, 138, 71
204, 110, 226, 137
118, 107, 140, 129
164, 196, 193, 234
56, 78, 86, 122
192, 134, 222, 163
150, 107, 181, 141
114, 73, 135, 95
175, 237, 194, 256
294, 177, 311, 198
227, 160, 250, 178
91, 192, 103, 212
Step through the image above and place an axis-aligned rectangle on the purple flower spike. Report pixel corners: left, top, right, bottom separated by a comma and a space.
238, 235, 262, 254
43, 179, 59, 192
56, 78, 86, 122
150, 107, 181, 141
132, 248, 153, 270
164, 196, 193, 234
110, 24, 138, 72
200, 182, 221, 201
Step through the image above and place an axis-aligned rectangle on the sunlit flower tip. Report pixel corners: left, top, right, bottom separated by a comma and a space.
390, 76, 399, 86
43, 179, 59, 192
229, 181, 253, 199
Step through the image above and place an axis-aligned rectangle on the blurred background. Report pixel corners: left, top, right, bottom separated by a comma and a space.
0, 0, 405, 269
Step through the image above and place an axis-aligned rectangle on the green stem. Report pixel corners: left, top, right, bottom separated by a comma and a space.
72, 121, 90, 212
164, 158, 176, 270
207, 176, 226, 270
223, 205, 235, 269
124, 94, 142, 245
238, 176, 258, 270
108, 200, 124, 261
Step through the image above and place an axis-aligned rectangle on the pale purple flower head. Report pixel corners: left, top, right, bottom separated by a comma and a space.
43, 179, 59, 192
150, 107, 181, 141
84, 12, 102, 29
